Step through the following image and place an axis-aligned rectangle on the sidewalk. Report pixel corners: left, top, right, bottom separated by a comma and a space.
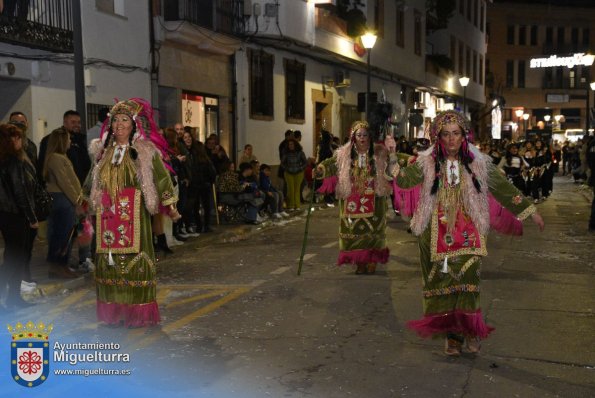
2, 206, 316, 301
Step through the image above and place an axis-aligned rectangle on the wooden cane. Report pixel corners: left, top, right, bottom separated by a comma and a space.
297, 180, 316, 276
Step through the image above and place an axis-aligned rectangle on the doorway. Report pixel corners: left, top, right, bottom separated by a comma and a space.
311, 89, 333, 157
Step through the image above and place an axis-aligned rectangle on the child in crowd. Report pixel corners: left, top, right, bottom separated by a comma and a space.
259, 164, 288, 219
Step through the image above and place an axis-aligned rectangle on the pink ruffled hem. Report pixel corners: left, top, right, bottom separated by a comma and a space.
392, 182, 421, 217
488, 193, 523, 236
97, 300, 161, 328
406, 309, 494, 339
317, 176, 338, 194
337, 248, 389, 266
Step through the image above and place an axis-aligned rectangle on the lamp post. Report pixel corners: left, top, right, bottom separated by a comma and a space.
523, 113, 530, 136
588, 81, 595, 134
515, 108, 524, 137
544, 114, 551, 129
459, 76, 470, 116
361, 31, 377, 122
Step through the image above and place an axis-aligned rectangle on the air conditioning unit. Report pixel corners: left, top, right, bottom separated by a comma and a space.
334, 71, 351, 88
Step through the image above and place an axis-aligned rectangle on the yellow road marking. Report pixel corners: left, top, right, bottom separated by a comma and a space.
134, 286, 252, 348
164, 289, 227, 309
73, 298, 96, 309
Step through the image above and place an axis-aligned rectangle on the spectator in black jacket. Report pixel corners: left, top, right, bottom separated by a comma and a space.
38, 110, 91, 186
0, 124, 38, 310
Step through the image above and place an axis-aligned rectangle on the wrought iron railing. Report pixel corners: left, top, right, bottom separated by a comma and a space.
0, 0, 73, 52
163, 0, 245, 36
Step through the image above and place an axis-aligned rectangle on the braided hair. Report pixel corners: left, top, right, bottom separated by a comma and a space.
429, 110, 481, 195
102, 118, 138, 160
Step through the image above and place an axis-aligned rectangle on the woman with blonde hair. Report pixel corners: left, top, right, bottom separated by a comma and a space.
44, 128, 83, 279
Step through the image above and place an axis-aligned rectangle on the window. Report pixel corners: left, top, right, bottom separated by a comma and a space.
583, 28, 590, 46
395, 5, 405, 47
507, 25, 515, 45
284, 59, 305, 123
506, 60, 514, 87
571, 27, 579, 50
458, 40, 464, 75
414, 10, 422, 56
450, 36, 457, 71
480, 1, 485, 32
544, 68, 553, 88
530, 26, 537, 46
479, 54, 484, 85
473, 0, 478, 27
374, 0, 384, 38
96, 0, 125, 16
555, 67, 564, 88
580, 66, 590, 88
557, 27, 564, 45
466, 0, 472, 21
519, 26, 526, 45
569, 70, 576, 88
248, 49, 274, 120
472, 50, 477, 82
517, 60, 525, 88
545, 27, 553, 44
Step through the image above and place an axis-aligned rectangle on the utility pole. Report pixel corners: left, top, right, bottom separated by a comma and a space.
72, 0, 86, 130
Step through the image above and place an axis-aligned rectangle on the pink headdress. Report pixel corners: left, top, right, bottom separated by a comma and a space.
99, 98, 172, 167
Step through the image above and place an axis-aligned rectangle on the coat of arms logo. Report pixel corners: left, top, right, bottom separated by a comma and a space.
7, 321, 53, 387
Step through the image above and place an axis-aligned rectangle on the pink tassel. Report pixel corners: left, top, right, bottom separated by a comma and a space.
317, 175, 338, 194
392, 183, 421, 217
407, 309, 495, 339
337, 248, 389, 265
97, 300, 161, 328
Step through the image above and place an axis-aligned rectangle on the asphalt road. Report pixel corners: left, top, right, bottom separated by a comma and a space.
2, 176, 594, 397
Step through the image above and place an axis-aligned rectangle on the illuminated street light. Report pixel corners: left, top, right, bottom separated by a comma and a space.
544, 114, 551, 122
361, 31, 377, 121
514, 109, 524, 136
459, 76, 469, 115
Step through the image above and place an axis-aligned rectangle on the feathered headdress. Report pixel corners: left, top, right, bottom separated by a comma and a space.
99, 97, 171, 166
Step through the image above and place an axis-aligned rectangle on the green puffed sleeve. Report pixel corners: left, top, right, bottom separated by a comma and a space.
317, 155, 338, 179
153, 155, 177, 207
395, 162, 424, 189
487, 165, 536, 220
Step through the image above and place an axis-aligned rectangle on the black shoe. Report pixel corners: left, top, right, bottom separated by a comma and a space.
202, 227, 214, 233
156, 234, 174, 254
245, 220, 260, 225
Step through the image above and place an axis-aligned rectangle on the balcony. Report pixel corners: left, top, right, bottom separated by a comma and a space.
0, 0, 73, 52
163, 0, 244, 36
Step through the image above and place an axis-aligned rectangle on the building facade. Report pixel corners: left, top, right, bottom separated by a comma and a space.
0, 0, 152, 144
487, 0, 595, 140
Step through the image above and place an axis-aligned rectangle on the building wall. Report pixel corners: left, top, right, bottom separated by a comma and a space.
0, 43, 76, 144
427, 0, 488, 105
0, 1, 152, 145
487, 1, 595, 131
81, 1, 152, 107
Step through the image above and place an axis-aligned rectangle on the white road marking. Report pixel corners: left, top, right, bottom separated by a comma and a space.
270, 266, 291, 275
295, 253, 317, 261
322, 241, 338, 248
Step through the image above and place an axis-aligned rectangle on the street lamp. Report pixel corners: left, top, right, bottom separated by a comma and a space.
459, 76, 470, 115
361, 31, 377, 121
522, 113, 530, 135
544, 114, 551, 128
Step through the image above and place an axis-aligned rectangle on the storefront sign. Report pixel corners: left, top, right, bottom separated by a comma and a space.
546, 94, 569, 103
530, 53, 595, 69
